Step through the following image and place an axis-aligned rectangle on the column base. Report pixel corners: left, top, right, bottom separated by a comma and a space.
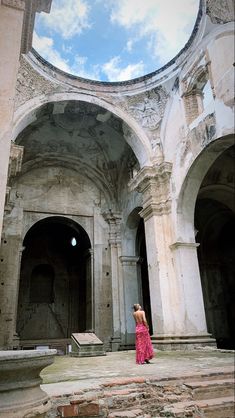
151, 334, 216, 351
12, 333, 20, 349
110, 336, 121, 351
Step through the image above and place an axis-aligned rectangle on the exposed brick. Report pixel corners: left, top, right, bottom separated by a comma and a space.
77, 402, 100, 416
103, 378, 146, 387
58, 404, 78, 417
104, 389, 134, 397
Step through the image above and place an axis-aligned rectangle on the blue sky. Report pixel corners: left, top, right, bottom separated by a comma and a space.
33, 0, 199, 82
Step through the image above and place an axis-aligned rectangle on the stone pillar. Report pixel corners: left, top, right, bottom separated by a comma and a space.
103, 212, 124, 351
0, 0, 52, 244
84, 248, 94, 332
0, 1, 25, 244
129, 163, 174, 339
129, 163, 215, 349
169, 241, 214, 347
0, 206, 24, 349
0, 142, 24, 349
119, 256, 139, 347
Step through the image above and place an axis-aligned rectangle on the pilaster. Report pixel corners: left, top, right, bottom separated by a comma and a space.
129, 163, 215, 349
129, 163, 174, 339
103, 211, 124, 351
119, 256, 140, 347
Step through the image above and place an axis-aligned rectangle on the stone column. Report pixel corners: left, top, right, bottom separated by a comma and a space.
0, 0, 52, 244
170, 241, 214, 345
0, 142, 25, 349
119, 256, 139, 347
103, 212, 124, 351
129, 163, 215, 349
129, 163, 174, 339
84, 248, 94, 332
0, 206, 24, 349
0, 1, 25, 244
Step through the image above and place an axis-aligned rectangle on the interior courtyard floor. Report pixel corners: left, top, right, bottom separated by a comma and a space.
41, 348, 235, 398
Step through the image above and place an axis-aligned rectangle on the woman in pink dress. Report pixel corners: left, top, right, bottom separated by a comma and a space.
133, 303, 154, 364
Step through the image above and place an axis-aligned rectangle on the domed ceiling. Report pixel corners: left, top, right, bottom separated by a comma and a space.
15, 101, 139, 205
33, 0, 200, 82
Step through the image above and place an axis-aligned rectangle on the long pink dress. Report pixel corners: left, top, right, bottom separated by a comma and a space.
135, 323, 154, 364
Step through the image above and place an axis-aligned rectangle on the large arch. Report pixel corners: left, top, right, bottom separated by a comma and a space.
195, 145, 235, 349
176, 137, 234, 348
13, 93, 153, 168
16, 216, 92, 351
176, 135, 234, 242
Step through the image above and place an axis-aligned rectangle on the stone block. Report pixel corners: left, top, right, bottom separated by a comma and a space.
70, 333, 106, 357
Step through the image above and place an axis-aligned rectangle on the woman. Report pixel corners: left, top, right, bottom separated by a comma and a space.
133, 303, 154, 365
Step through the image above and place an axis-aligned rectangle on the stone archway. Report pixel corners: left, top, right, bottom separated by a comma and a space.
16, 216, 92, 349
13, 94, 153, 168
195, 145, 235, 349
174, 136, 235, 348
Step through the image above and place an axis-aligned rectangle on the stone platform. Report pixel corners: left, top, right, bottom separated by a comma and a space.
40, 348, 234, 417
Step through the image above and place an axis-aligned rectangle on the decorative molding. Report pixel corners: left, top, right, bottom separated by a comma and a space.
15, 56, 66, 109
129, 163, 172, 194
206, 0, 234, 24
121, 86, 169, 131
169, 242, 200, 250
103, 211, 122, 246
129, 163, 172, 219
8, 143, 24, 179
180, 113, 216, 164
139, 201, 171, 220
119, 256, 140, 266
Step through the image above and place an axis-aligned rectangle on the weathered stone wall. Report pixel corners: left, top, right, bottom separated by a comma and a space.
0, 0, 234, 350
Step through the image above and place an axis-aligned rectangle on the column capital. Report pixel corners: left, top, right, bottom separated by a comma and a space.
129, 162, 172, 194
119, 256, 140, 266
103, 211, 122, 245
129, 163, 172, 219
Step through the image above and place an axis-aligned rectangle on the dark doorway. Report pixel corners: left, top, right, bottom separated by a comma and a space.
136, 218, 153, 335
17, 217, 92, 343
195, 145, 235, 349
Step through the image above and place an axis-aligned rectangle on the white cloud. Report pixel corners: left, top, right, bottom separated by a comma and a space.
38, 0, 91, 39
33, 32, 72, 72
102, 56, 145, 82
126, 39, 134, 52
109, 0, 199, 64
33, 32, 102, 81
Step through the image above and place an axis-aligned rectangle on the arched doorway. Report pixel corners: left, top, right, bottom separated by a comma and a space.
195, 145, 235, 349
16, 216, 92, 347
136, 218, 153, 335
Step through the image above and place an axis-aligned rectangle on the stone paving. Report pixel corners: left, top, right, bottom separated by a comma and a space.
41, 348, 235, 397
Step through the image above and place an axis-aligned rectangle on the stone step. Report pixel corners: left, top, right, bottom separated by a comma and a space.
184, 378, 234, 400
161, 395, 235, 417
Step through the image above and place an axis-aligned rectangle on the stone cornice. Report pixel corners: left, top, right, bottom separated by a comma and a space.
128, 163, 172, 218
139, 201, 171, 220
169, 241, 200, 250
119, 256, 140, 265
128, 163, 172, 194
